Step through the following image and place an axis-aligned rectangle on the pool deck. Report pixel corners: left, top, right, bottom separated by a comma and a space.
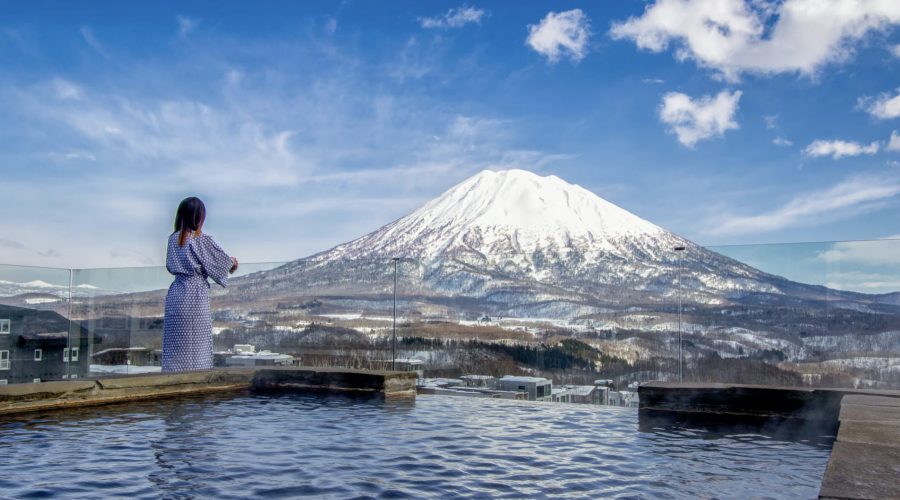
638, 382, 900, 500
0, 366, 417, 416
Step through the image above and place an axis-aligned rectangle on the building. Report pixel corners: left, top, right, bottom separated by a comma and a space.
0, 305, 91, 384
552, 384, 607, 404
374, 358, 425, 378
215, 345, 298, 367
460, 374, 495, 388
498, 375, 552, 401
418, 378, 524, 399
608, 390, 639, 408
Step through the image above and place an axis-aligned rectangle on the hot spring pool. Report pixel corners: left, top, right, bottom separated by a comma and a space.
0, 392, 832, 498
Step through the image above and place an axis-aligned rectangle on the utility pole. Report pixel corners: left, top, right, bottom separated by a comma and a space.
674, 246, 686, 382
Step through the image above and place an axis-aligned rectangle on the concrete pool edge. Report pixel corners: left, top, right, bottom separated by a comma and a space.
0, 366, 417, 416
638, 382, 900, 500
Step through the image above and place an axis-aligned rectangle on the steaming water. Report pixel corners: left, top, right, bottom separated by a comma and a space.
0, 393, 831, 498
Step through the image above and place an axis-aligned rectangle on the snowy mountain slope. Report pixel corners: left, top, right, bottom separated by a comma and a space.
319, 169, 667, 261
217, 168, 897, 323
274, 169, 806, 300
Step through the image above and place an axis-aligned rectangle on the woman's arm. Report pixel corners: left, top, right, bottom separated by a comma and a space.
191, 235, 235, 287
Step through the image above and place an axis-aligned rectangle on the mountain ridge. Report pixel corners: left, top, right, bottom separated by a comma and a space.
222, 168, 897, 321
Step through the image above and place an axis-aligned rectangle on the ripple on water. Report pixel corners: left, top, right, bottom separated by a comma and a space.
0, 392, 832, 499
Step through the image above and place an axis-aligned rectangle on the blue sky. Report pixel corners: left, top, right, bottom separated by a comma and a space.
3, 0, 900, 292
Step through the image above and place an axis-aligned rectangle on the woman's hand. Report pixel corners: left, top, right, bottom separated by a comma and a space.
230, 257, 239, 274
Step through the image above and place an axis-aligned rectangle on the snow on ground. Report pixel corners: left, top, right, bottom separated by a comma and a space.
315, 314, 395, 322
648, 322, 705, 332
25, 297, 60, 304
733, 331, 794, 350
820, 357, 900, 371
90, 365, 162, 374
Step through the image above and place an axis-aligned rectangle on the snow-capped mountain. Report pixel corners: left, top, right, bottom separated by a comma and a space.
227, 169, 879, 320
321, 169, 668, 261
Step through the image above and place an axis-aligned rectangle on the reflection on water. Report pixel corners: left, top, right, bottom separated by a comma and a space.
0, 393, 831, 499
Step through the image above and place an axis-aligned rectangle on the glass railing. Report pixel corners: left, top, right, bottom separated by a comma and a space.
0, 264, 74, 384
1, 239, 898, 404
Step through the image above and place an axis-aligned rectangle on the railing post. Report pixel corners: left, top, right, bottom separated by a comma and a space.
392, 258, 399, 371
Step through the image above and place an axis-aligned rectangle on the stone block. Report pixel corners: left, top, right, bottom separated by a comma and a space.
837, 421, 900, 448
819, 441, 900, 500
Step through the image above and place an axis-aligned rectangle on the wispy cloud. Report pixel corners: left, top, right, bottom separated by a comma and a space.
641, 77, 665, 84
177, 16, 197, 37
0, 237, 25, 250
51, 78, 82, 100
526, 9, 591, 64
658, 90, 742, 147
1, 34, 563, 267
710, 175, 900, 236
610, 0, 900, 81
48, 151, 96, 161
324, 18, 338, 35
419, 6, 486, 29
772, 136, 792, 147
803, 139, 880, 159
824, 271, 900, 293
818, 240, 900, 266
80, 26, 109, 58
0, 235, 61, 262
764, 114, 778, 130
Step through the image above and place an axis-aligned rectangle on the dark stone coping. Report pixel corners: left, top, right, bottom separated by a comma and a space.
0, 366, 417, 417
637, 382, 900, 500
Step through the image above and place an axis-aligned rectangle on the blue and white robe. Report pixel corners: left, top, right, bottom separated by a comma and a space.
162, 232, 232, 372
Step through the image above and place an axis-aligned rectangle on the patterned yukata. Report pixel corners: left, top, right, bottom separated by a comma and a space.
162, 232, 232, 372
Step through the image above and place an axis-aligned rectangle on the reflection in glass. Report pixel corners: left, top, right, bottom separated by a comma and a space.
0, 239, 897, 393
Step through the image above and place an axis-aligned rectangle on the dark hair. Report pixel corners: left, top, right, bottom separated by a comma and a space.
174, 197, 206, 246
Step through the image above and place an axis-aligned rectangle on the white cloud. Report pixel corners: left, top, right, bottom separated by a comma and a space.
764, 114, 778, 129
658, 90, 742, 147
711, 175, 900, 235
772, 136, 792, 146
642, 77, 665, 84
859, 87, 900, 119
420, 6, 486, 29
177, 16, 197, 37
610, 0, 900, 80
526, 9, 591, 64
891, 44, 900, 57
888, 130, 900, 151
803, 139, 880, 159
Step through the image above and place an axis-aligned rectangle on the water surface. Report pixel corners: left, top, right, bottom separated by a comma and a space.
0, 393, 832, 498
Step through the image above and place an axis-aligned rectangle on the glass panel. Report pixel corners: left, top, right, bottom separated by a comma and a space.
707, 240, 900, 389
2, 237, 897, 392
70, 262, 285, 377
70, 266, 170, 377
209, 259, 394, 372
211, 260, 303, 369
0, 264, 73, 384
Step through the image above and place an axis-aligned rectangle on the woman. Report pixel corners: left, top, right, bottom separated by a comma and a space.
162, 197, 238, 372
